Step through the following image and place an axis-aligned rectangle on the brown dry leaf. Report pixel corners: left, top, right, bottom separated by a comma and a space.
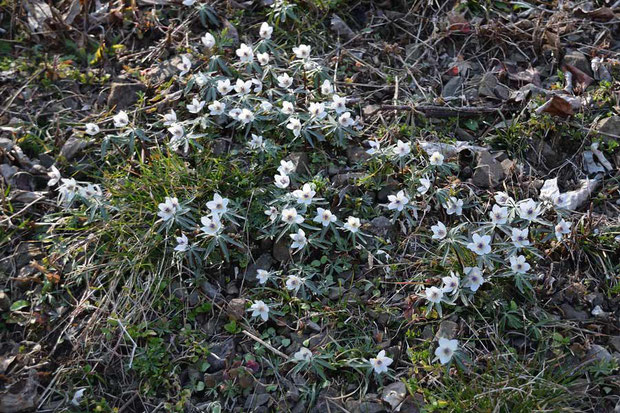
562, 63, 594, 91
535, 95, 574, 117
574, 7, 617, 22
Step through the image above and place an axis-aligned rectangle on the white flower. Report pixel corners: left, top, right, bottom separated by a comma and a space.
441, 274, 459, 293
431, 221, 447, 240
237, 108, 254, 124
281, 208, 304, 225
113, 110, 129, 128
489, 205, 509, 225
174, 233, 190, 252
393, 140, 411, 157
435, 338, 458, 365
293, 347, 313, 362
387, 190, 409, 211
281, 101, 295, 115
511, 228, 530, 248
417, 176, 431, 194
177, 55, 191, 75
234, 79, 253, 95
182, 0, 195, 6
256, 269, 270, 285
163, 110, 177, 125
308, 102, 326, 119
200, 215, 222, 236
292, 183, 316, 205
369, 350, 393, 374
248, 134, 265, 150
555, 219, 571, 241
494, 191, 513, 206
206, 193, 229, 216
467, 233, 492, 255
235, 43, 254, 63
321, 79, 333, 95
285, 274, 304, 293
201, 32, 216, 48
47, 165, 61, 186
264, 206, 278, 222
425, 286, 444, 303
517, 199, 541, 221
313, 208, 336, 227
259, 22, 273, 39
249, 300, 269, 321
292, 44, 311, 59
277, 160, 295, 176
338, 112, 355, 128
257, 52, 270, 65
331, 94, 347, 113
187, 98, 205, 114
194, 72, 209, 87
464, 266, 484, 292
157, 197, 178, 221
70, 388, 86, 407
510, 255, 530, 273
85, 123, 99, 135
444, 197, 463, 216
366, 140, 380, 155
343, 216, 361, 233
286, 118, 302, 137
168, 123, 184, 140
216, 79, 233, 95
429, 151, 444, 166
208, 100, 226, 115
78, 183, 102, 199
290, 229, 307, 250
277, 73, 293, 89
260, 101, 273, 112
274, 174, 290, 189
228, 108, 242, 120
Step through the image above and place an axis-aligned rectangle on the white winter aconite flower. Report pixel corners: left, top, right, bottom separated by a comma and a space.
431, 221, 447, 240
369, 350, 392, 374
85, 123, 99, 136
517, 199, 541, 221
444, 197, 463, 216
277, 73, 293, 89
464, 266, 484, 292
511, 228, 530, 248
417, 176, 431, 194
331, 94, 347, 113
467, 233, 492, 255
425, 286, 444, 303
257, 52, 270, 65
256, 269, 270, 285
201, 32, 216, 48
343, 216, 361, 233
510, 255, 530, 273
285, 274, 304, 293
429, 151, 444, 166
187, 98, 205, 114
259, 22, 273, 39
248, 134, 265, 151
366, 140, 380, 155
489, 204, 509, 225
292, 183, 316, 205
555, 219, 572, 241
235, 79, 253, 95
174, 233, 189, 252
387, 190, 409, 211
290, 229, 307, 250
313, 208, 337, 227
274, 174, 290, 189
177, 55, 191, 76
47, 165, 61, 186
292, 44, 311, 59
235, 43, 254, 64
249, 300, 269, 321
286, 118, 302, 137
157, 197, 178, 221
281, 208, 304, 225
200, 215, 222, 236
321, 79, 333, 95
217, 79, 233, 95
441, 274, 459, 294
206, 193, 229, 216
208, 100, 226, 116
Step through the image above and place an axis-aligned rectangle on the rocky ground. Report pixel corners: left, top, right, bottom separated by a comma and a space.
1, 0, 619, 412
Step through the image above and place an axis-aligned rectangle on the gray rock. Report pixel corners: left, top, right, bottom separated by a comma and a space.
0, 137, 14, 151
347, 146, 370, 164
207, 338, 235, 372
435, 320, 458, 340
37, 153, 54, 168
144, 57, 180, 85
331, 14, 355, 40
107, 82, 147, 109
272, 236, 292, 262
596, 116, 620, 139
200, 280, 224, 303
0, 164, 17, 183
610, 336, 620, 353
0, 370, 38, 412
245, 253, 273, 283
472, 150, 505, 188
442, 76, 463, 98
332, 172, 364, 187
560, 303, 588, 321
60, 136, 90, 161
244, 393, 270, 410
285, 152, 310, 175
381, 381, 407, 410
586, 344, 612, 363
368, 216, 392, 238
345, 400, 387, 413
563, 51, 593, 77
479, 73, 510, 100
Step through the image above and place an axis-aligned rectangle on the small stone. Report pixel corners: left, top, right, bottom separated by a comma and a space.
207, 338, 235, 372
244, 393, 270, 410
107, 82, 147, 109
227, 298, 246, 321
442, 76, 463, 98
331, 14, 355, 40
0, 137, 14, 151
596, 116, 620, 138
272, 237, 292, 262
332, 172, 364, 186
586, 344, 612, 363
368, 216, 392, 239
479, 73, 510, 100
563, 51, 593, 77
381, 381, 407, 410
200, 280, 224, 303
346, 147, 370, 164
60, 136, 90, 161
472, 150, 505, 188
285, 152, 310, 175
435, 320, 458, 340
560, 303, 588, 321
609, 336, 620, 353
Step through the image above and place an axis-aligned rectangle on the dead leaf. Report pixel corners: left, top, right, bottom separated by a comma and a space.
562, 63, 594, 91
535, 95, 574, 117
574, 7, 617, 22
447, 12, 471, 34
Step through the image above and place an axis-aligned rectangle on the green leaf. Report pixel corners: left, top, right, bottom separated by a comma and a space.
10, 300, 29, 311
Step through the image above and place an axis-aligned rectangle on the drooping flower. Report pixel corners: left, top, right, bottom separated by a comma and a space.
425, 286, 444, 303
313, 208, 337, 227
113, 110, 129, 128
47, 165, 61, 186
293, 347, 313, 362
85, 123, 100, 136
417, 176, 431, 194
387, 190, 409, 211
257, 52, 270, 65
511, 228, 530, 248
431, 221, 447, 240
290, 229, 307, 250
343, 216, 361, 233
248, 134, 265, 151
510, 255, 530, 273
292, 183, 316, 205
78, 183, 102, 199
494, 191, 513, 206
249, 300, 269, 321
555, 219, 571, 241
281, 101, 295, 115
321, 79, 333, 95
157, 197, 178, 221
467, 233, 492, 255
168, 123, 184, 141
177, 55, 192, 76
277, 160, 295, 176
369, 350, 393, 374
435, 338, 458, 365
281, 208, 304, 225
163, 110, 177, 125
444, 197, 463, 216
201, 32, 216, 48
286, 118, 302, 137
